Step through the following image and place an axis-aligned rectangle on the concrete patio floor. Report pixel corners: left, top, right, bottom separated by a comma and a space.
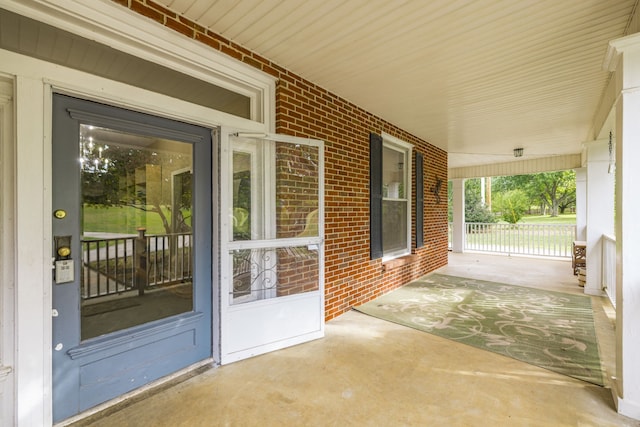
67, 252, 639, 427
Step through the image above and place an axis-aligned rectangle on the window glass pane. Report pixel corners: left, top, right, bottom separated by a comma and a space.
231, 140, 264, 241
233, 151, 252, 241
383, 199, 408, 254
228, 136, 322, 305
230, 245, 320, 305
276, 142, 319, 238
382, 146, 406, 199
80, 124, 193, 340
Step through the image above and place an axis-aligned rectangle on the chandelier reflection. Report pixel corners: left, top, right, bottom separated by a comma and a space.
79, 134, 110, 173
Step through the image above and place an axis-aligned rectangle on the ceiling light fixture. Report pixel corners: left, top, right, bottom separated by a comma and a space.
513, 148, 524, 158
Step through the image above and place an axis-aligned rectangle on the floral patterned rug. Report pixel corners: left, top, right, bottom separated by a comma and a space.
355, 273, 604, 386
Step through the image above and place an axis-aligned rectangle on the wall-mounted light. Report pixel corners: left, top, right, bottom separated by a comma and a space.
513, 148, 524, 158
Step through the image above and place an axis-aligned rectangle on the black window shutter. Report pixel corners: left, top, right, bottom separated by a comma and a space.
370, 132, 383, 259
415, 152, 424, 248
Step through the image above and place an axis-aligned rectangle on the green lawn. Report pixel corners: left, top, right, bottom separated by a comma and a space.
519, 214, 576, 224
83, 205, 170, 235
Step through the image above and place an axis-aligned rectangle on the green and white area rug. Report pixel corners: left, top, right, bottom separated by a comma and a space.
355, 273, 604, 386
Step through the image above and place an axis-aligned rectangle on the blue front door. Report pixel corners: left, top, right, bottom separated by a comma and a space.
51, 94, 213, 422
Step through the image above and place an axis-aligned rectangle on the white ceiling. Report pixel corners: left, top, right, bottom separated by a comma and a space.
156, 0, 637, 169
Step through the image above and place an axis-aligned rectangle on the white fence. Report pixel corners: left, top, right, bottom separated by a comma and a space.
602, 234, 616, 308
449, 222, 576, 258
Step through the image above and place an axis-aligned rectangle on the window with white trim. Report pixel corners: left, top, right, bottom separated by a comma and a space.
369, 132, 412, 260
382, 134, 412, 259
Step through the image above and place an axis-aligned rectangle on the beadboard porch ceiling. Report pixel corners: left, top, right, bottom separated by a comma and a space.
159, 0, 636, 171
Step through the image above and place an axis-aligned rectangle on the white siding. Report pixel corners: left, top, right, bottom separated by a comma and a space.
448, 154, 582, 179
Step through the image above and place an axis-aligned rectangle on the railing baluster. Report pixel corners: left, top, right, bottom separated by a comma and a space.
161, 235, 166, 284
106, 240, 111, 295
149, 236, 154, 289
162, 235, 166, 283
96, 241, 102, 296
170, 235, 176, 282
124, 237, 129, 290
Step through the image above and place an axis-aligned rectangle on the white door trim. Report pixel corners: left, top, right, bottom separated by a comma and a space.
0, 75, 15, 427
1, 0, 276, 129
1, 4, 275, 417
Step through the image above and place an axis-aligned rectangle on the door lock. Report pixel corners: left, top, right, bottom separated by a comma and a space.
54, 235, 72, 260
57, 246, 71, 258
54, 235, 74, 284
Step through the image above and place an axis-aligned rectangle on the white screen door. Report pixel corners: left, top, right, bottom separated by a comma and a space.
220, 130, 324, 363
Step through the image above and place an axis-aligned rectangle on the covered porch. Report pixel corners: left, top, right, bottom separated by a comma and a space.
67, 252, 631, 426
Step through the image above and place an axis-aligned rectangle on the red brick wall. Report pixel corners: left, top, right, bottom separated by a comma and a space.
275, 142, 319, 238
115, 0, 449, 321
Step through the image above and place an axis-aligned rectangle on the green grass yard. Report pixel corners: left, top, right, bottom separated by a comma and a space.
519, 213, 576, 224
83, 205, 172, 235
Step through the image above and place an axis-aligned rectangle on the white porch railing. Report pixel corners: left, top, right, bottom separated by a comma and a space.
81, 231, 192, 300
448, 222, 576, 258
602, 234, 616, 308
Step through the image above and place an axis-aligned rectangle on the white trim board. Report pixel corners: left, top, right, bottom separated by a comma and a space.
0, 0, 276, 129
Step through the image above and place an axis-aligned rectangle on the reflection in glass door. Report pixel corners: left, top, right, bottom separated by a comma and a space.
231, 143, 261, 304
79, 124, 195, 340
221, 131, 324, 364
52, 94, 212, 422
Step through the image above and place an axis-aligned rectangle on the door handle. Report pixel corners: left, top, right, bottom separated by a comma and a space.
54, 235, 74, 284
57, 246, 71, 258
54, 235, 72, 260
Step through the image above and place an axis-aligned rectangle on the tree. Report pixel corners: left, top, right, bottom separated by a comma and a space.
82, 143, 192, 234
492, 174, 529, 193
492, 170, 576, 217
464, 179, 496, 223
529, 171, 575, 217
493, 189, 529, 223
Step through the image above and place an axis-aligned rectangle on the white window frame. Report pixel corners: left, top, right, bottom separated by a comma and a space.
381, 133, 413, 261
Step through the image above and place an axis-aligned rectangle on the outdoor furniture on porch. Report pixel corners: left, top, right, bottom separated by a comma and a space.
577, 267, 586, 287
572, 240, 586, 275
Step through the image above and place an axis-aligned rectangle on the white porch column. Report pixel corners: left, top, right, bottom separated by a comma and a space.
14, 76, 52, 426
451, 178, 465, 253
607, 34, 640, 420
584, 142, 614, 296
574, 168, 586, 241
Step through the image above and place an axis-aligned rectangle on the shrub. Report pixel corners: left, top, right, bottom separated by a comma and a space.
493, 190, 529, 224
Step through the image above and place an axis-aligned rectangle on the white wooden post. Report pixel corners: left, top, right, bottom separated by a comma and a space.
607, 34, 640, 420
451, 178, 465, 253
15, 76, 52, 426
584, 140, 614, 296
574, 167, 586, 241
